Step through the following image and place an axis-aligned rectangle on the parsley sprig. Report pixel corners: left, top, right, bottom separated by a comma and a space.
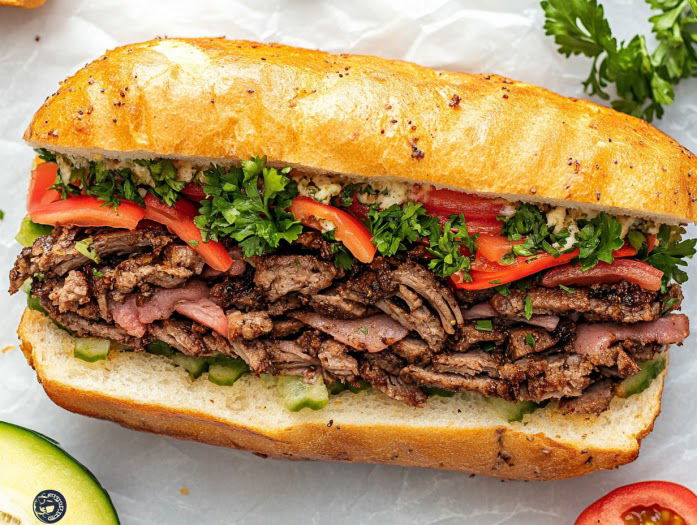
644, 224, 697, 291
541, 0, 697, 121
194, 157, 303, 257
501, 204, 571, 258
367, 203, 474, 278
576, 212, 625, 269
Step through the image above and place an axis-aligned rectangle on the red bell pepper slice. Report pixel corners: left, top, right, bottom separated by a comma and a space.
30, 196, 145, 229
28, 162, 61, 212
144, 194, 232, 272
290, 196, 376, 264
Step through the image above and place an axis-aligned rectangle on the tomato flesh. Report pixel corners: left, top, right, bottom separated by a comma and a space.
575, 481, 697, 525
623, 505, 685, 524
290, 196, 376, 264
143, 194, 232, 272
30, 196, 145, 229
415, 186, 510, 218
28, 162, 61, 211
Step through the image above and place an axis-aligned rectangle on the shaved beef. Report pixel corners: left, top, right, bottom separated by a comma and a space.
267, 340, 319, 378
454, 322, 506, 352
227, 311, 273, 340
270, 318, 305, 338
490, 287, 660, 323
401, 366, 512, 399
231, 339, 271, 374
376, 300, 445, 350
573, 315, 689, 366
392, 262, 463, 334
290, 312, 408, 352
317, 340, 359, 382
10, 226, 173, 292
523, 354, 594, 402
337, 258, 396, 304
294, 231, 334, 260
391, 338, 432, 365
361, 354, 427, 406
112, 245, 203, 294
431, 352, 502, 376
210, 272, 265, 311
507, 327, 558, 360
174, 298, 228, 337
310, 293, 368, 319
148, 319, 208, 356
47, 270, 91, 313
251, 255, 337, 301
462, 302, 559, 331
559, 380, 614, 415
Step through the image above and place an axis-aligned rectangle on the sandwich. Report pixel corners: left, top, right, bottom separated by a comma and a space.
11, 38, 697, 480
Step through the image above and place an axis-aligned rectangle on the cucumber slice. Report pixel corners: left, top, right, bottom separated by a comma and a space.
207, 357, 249, 386
423, 386, 455, 398
616, 354, 667, 398
0, 421, 119, 524
145, 340, 174, 357
171, 353, 209, 379
277, 376, 329, 412
73, 338, 110, 363
15, 216, 53, 247
486, 397, 538, 422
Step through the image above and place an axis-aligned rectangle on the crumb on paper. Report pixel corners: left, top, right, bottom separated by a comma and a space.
35, 35, 40, 42
180, 487, 189, 496
1, 345, 14, 354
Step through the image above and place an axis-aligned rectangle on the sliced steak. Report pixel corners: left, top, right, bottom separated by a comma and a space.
431, 352, 502, 376
290, 312, 408, 352
523, 354, 594, 402
231, 339, 272, 374
294, 231, 334, 260
267, 340, 320, 378
310, 293, 368, 319
559, 380, 614, 415
401, 366, 512, 399
507, 327, 558, 360
392, 262, 463, 334
148, 319, 208, 356
376, 300, 446, 350
454, 322, 507, 352
490, 287, 660, 324
337, 258, 396, 304
251, 255, 337, 302
391, 338, 432, 366
227, 310, 273, 340
360, 354, 427, 406
10, 226, 174, 292
317, 340, 360, 382
47, 270, 91, 313
210, 271, 265, 311
270, 318, 305, 338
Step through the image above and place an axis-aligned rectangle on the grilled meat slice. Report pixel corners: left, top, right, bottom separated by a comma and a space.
251, 255, 337, 302
453, 322, 507, 352
361, 353, 427, 407
309, 293, 369, 319
391, 338, 432, 366
559, 380, 615, 415
227, 310, 273, 340
401, 366, 512, 399
506, 327, 558, 360
317, 339, 360, 383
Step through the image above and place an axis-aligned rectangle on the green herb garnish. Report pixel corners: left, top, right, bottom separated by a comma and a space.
541, 0, 697, 121
644, 224, 697, 291
558, 284, 576, 294
525, 333, 536, 347
524, 295, 534, 320
194, 157, 302, 257
75, 237, 100, 263
576, 212, 624, 270
474, 319, 493, 332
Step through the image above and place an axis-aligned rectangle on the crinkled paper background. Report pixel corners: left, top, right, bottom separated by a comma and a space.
1, 1, 696, 523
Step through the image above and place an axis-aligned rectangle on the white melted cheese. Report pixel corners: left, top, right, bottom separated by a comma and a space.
294, 174, 345, 204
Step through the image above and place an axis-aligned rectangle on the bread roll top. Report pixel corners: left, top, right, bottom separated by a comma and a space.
24, 38, 697, 223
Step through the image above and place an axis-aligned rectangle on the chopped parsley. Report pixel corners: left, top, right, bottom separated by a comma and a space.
92, 268, 104, 278
188, 240, 200, 247
194, 156, 302, 257
323, 230, 354, 270
495, 284, 511, 296
558, 284, 576, 294
474, 319, 493, 331
35, 148, 56, 162
82, 161, 143, 208
524, 333, 536, 347
576, 212, 624, 270
357, 326, 369, 335
426, 214, 475, 279
339, 183, 378, 207
644, 224, 697, 292
136, 160, 186, 206
524, 295, 533, 320
501, 203, 570, 257
75, 237, 100, 263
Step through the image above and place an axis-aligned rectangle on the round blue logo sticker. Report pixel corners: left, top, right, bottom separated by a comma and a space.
33, 490, 67, 523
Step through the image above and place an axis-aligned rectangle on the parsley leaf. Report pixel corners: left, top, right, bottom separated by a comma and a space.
541, 0, 697, 121
426, 214, 476, 278
368, 202, 436, 256
501, 203, 570, 256
576, 212, 624, 270
75, 237, 100, 263
559, 284, 576, 294
644, 224, 697, 291
339, 183, 378, 207
35, 148, 56, 162
194, 156, 303, 257
136, 160, 186, 206
323, 230, 354, 271
524, 295, 534, 320
525, 333, 536, 347
82, 161, 144, 208
474, 319, 493, 331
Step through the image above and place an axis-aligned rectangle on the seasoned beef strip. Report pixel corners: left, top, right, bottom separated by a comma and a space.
13, 225, 690, 415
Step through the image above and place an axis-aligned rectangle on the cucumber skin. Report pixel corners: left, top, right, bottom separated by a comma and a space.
277, 376, 329, 412
208, 359, 249, 386
616, 355, 667, 398
73, 338, 110, 363
486, 397, 538, 423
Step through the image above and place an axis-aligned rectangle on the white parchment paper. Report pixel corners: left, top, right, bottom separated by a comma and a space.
1, 1, 696, 523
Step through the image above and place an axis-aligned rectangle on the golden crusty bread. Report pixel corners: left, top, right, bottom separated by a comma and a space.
18, 308, 667, 481
0, 0, 46, 7
24, 38, 697, 224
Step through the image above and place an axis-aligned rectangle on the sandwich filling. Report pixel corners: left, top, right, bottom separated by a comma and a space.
9, 153, 695, 415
